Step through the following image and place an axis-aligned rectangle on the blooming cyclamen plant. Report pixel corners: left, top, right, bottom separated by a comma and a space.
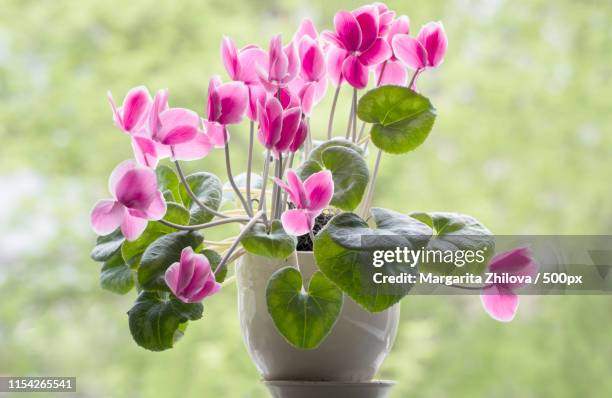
90, 3, 536, 352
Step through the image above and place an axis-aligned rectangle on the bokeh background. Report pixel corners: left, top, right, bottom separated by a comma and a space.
1, 0, 611, 397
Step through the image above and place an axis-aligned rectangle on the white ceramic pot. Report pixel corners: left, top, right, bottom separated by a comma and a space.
236, 251, 400, 381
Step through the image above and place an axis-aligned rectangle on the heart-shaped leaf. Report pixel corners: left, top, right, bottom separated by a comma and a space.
298, 146, 369, 211
179, 172, 222, 224
266, 267, 343, 349
156, 165, 182, 203
91, 229, 124, 262
138, 231, 203, 291
128, 291, 203, 351
100, 251, 134, 294
357, 85, 436, 154
314, 208, 432, 312
241, 220, 296, 259
121, 202, 190, 268
309, 138, 364, 162
410, 212, 495, 275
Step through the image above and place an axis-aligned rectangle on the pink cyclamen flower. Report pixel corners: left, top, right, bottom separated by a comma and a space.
90, 160, 166, 241
323, 5, 392, 89
480, 247, 538, 322
165, 247, 221, 303
274, 170, 334, 236
132, 89, 212, 167
256, 35, 299, 92
289, 35, 328, 114
203, 76, 248, 147
257, 97, 301, 158
107, 86, 151, 134
392, 21, 447, 88
375, 15, 410, 86
221, 37, 268, 121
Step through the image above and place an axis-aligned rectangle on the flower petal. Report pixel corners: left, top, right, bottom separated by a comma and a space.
303, 170, 334, 212
392, 34, 427, 70
190, 279, 221, 302
334, 11, 362, 51
177, 247, 197, 293
216, 81, 248, 125
289, 119, 308, 152
115, 167, 158, 211
108, 159, 138, 196
158, 108, 199, 145
488, 247, 538, 290
299, 37, 326, 82
353, 5, 379, 51
321, 31, 345, 49
274, 107, 301, 154
237, 47, 268, 84
164, 261, 182, 295
387, 15, 410, 45
202, 120, 227, 148
281, 209, 314, 236
132, 135, 159, 169
120, 211, 149, 241
326, 46, 348, 86
358, 37, 391, 66
90, 200, 125, 236
172, 132, 213, 161
341, 55, 369, 89
375, 60, 407, 86
416, 21, 448, 67
144, 190, 167, 220
148, 89, 169, 139
480, 285, 519, 322
221, 36, 240, 80
120, 86, 151, 132
294, 18, 318, 41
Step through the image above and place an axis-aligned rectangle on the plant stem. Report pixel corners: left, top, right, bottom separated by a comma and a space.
408, 69, 420, 90
258, 150, 271, 225
345, 91, 355, 139
281, 152, 294, 213
157, 216, 253, 231
327, 84, 341, 140
224, 127, 253, 217
246, 120, 254, 214
357, 62, 387, 142
351, 88, 358, 142
304, 116, 312, 158
174, 160, 229, 219
361, 148, 383, 217
214, 210, 264, 276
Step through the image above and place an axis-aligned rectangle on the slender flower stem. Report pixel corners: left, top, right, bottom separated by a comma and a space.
174, 160, 229, 219
214, 210, 264, 277
224, 127, 253, 217
327, 85, 341, 140
246, 120, 255, 214
408, 69, 420, 90
305, 116, 313, 158
258, 150, 271, 225
361, 148, 383, 217
281, 152, 294, 213
275, 154, 283, 219
351, 88, 358, 142
345, 91, 355, 139
357, 62, 387, 142
157, 216, 253, 231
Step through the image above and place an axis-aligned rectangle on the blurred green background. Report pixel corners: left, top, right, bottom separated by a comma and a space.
1, 0, 611, 397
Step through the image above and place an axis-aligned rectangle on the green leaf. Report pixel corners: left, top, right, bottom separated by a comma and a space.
91, 229, 124, 262
100, 251, 134, 294
298, 146, 369, 211
179, 172, 222, 224
156, 165, 182, 204
128, 291, 203, 351
138, 231, 204, 291
357, 86, 436, 154
314, 208, 432, 312
266, 267, 343, 349
121, 202, 190, 269
410, 212, 495, 275
309, 138, 364, 163
201, 249, 227, 283
241, 220, 296, 259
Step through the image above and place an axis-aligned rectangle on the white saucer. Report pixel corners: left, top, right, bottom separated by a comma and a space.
262, 380, 396, 398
